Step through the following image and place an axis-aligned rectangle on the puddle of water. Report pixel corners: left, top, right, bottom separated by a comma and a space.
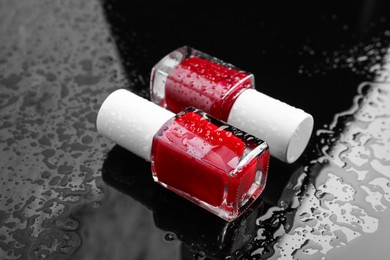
0, 0, 125, 259
243, 51, 390, 259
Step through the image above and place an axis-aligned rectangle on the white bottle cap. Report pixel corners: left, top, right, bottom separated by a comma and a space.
96, 89, 174, 161
227, 89, 313, 163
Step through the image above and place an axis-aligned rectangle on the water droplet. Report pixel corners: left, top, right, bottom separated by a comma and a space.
164, 232, 176, 242
60, 245, 73, 253
193, 251, 206, 260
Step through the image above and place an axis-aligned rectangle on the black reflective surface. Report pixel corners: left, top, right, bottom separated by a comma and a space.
102, 145, 265, 260
1, 0, 390, 259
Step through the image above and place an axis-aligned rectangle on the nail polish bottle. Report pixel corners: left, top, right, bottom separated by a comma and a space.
151, 46, 314, 163
96, 89, 270, 221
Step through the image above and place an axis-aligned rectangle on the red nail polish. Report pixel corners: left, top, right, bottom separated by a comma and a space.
151, 46, 314, 163
97, 89, 269, 221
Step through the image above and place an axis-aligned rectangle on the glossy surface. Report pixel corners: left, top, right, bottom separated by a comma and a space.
151, 109, 269, 221
102, 145, 265, 260
245, 79, 390, 260
0, 1, 116, 259
1, 0, 390, 259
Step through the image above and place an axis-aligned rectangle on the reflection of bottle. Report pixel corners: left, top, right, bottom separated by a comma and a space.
154, 189, 264, 260
151, 46, 314, 163
97, 89, 269, 221
102, 146, 265, 260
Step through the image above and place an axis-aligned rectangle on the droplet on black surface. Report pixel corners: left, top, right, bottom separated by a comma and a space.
164, 232, 177, 242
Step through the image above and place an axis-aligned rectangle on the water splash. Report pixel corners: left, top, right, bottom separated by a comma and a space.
0, 0, 127, 258
244, 47, 390, 259
297, 29, 390, 78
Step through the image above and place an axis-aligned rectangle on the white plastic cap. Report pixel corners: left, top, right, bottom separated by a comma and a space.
227, 89, 313, 163
96, 89, 174, 161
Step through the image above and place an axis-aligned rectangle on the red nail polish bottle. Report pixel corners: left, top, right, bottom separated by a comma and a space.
97, 89, 269, 221
151, 46, 314, 163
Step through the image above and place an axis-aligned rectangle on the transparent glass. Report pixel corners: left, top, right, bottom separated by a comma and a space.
151, 107, 269, 221
150, 46, 255, 121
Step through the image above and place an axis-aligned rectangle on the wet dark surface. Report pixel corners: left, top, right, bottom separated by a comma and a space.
1, 0, 390, 259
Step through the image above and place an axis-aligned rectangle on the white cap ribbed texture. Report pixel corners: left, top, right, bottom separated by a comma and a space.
96, 89, 174, 161
228, 89, 313, 163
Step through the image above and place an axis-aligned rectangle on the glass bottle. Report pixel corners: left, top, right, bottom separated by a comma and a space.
97, 89, 269, 221
151, 46, 314, 163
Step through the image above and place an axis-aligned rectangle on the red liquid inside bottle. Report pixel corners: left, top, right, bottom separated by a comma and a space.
165, 57, 253, 121
151, 108, 269, 220
151, 47, 254, 122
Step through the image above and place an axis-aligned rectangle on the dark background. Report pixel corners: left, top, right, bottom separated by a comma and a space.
103, 0, 389, 122
1, 0, 390, 259
100, 0, 390, 204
